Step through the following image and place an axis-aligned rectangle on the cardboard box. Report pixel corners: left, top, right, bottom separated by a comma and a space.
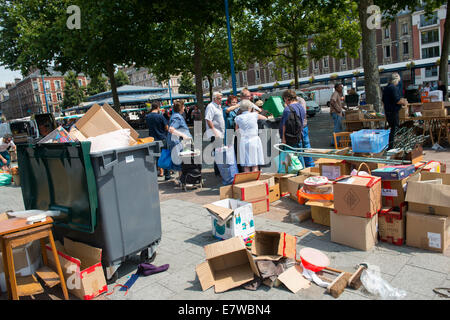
378, 204, 407, 246
422, 101, 444, 110
394, 145, 423, 164
259, 174, 276, 187
196, 237, 260, 293
268, 184, 280, 203
307, 200, 334, 226
345, 110, 364, 121
251, 198, 270, 215
264, 173, 296, 196
406, 211, 449, 253
73, 103, 139, 143
299, 167, 320, 176
405, 172, 450, 217
422, 109, 447, 117
287, 175, 311, 201
330, 211, 378, 251
382, 173, 421, 208
251, 231, 297, 260
399, 107, 409, 119
204, 199, 255, 241
233, 180, 269, 202
333, 175, 382, 218
348, 160, 386, 171
46, 237, 107, 300
316, 159, 351, 181
372, 165, 415, 181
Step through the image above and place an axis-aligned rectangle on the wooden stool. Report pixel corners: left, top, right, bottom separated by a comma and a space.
0, 217, 69, 300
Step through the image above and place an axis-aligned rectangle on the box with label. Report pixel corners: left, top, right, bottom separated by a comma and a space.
405, 172, 450, 217
372, 165, 415, 181
251, 231, 297, 260
406, 211, 449, 253
422, 109, 447, 117
422, 101, 444, 110
378, 204, 407, 246
268, 184, 280, 203
307, 200, 333, 227
333, 175, 382, 218
316, 159, 351, 181
382, 173, 420, 208
204, 199, 255, 241
330, 211, 378, 251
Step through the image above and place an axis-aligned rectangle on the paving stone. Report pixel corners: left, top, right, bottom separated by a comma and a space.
406, 252, 450, 274
433, 279, 450, 300
124, 283, 176, 300
390, 265, 447, 298
363, 252, 411, 276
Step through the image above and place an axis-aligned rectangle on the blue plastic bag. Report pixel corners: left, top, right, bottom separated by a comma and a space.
214, 146, 239, 185
157, 149, 173, 170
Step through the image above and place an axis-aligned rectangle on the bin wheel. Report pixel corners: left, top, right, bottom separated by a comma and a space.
140, 249, 157, 264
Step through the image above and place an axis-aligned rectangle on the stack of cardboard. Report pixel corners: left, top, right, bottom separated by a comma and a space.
331, 175, 382, 250
405, 172, 450, 253
422, 101, 447, 117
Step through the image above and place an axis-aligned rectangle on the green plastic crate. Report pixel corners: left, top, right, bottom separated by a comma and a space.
262, 96, 285, 118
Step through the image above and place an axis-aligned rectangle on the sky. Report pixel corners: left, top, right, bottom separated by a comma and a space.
0, 66, 22, 87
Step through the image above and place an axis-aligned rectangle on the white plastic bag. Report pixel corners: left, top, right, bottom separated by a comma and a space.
87, 129, 132, 153
360, 265, 407, 300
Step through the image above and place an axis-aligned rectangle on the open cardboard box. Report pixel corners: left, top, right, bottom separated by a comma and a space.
196, 237, 260, 293
315, 158, 351, 181
405, 172, 450, 217
251, 231, 297, 260
70, 103, 139, 144
46, 237, 107, 300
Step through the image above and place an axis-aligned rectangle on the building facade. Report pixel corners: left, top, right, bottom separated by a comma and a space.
2, 68, 88, 120
119, 66, 181, 95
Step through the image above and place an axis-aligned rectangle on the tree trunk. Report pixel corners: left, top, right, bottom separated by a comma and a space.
292, 43, 299, 89
439, 1, 450, 101
358, 0, 382, 112
106, 62, 120, 113
193, 37, 205, 127
208, 75, 213, 102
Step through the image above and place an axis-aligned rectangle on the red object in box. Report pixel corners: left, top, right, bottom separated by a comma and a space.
378, 203, 407, 246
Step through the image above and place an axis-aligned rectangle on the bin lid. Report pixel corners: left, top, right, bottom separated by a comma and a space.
17, 141, 98, 233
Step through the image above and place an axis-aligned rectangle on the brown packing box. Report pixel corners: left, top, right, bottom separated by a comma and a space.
348, 160, 386, 171
268, 184, 281, 203
378, 204, 407, 246
330, 211, 378, 251
422, 101, 444, 110
251, 231, 297, 260
394, 145, 423, 164
196, 237, 260, 293
264, 173, 296, 196
316, 158, 351, 181
382, 172, 420, 208
405, 172, 450, 217
333, 175, 382, 218
220, 171, 262, 200
422, 109, 447, 117
399, 107, 409, 119
46, 237, 107, 300
233, 180, 269, 202
307, 200, 334, 226
73, 103, 139, 143
286, 175, 311, 201
251, 198, 270, 215
259, 174, 276, 187
299, 167, 320, 176
345, 110, 364, 121
406, 211, 449, 253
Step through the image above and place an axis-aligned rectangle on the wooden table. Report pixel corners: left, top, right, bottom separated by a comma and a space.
0, 216, 69, 300
343, 118, 387, 130
401, 116, 450, 145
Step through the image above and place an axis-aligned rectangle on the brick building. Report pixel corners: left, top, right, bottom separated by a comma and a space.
119, 66, 181, 94
2, 68, 88, 120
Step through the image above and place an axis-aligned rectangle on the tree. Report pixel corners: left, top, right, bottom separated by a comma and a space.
85, 74, 109, 97
114, 69, 130, 88
62, 71, 85, 108
178, 73, 195, 95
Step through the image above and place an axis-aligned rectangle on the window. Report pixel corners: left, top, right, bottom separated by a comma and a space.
57, 93, 62, 101
217, 77, 222, 87
33, 81, 39, 91
269, 68, 274, 78
35, 94, 41, 103
402, 23, 408, 35
341, 58, 346, 65
403, 42, 409, 55
425, 66, 438, 78
44, 81, 50, 90
203, 80, 209, 89
78, 79, 82, 87
384, 27, 390, 39
54, 80, 61, 91
314, 60, 319, 69
422, 46, 440, 59
242, 71, 247, 83
421, 29, 439, 44
323, 57, 329, 68
385, 45, 391, 58
255, 70, 260, 81
46, 94, 52, 102
420, 12, 438, 27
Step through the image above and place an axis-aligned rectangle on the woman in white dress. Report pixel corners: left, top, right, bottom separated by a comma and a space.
234, 99, 267, 172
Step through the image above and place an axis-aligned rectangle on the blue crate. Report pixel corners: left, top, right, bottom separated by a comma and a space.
350, 129, 390, 153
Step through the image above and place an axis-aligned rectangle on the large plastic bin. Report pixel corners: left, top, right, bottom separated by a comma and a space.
262, 96, 285, 118
17, 141, 162, 272
350, 129, 390, 153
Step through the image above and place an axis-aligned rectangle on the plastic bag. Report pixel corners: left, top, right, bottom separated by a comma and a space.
360, 265, 407, 300
215, 146, 238, 185
158, 149, 173, 170
276, 151, 304, 174
0, 173, 12, 186
87, 129, 132, 153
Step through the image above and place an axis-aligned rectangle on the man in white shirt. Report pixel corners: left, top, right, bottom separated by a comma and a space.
0, 134, 16, 171
205, 92, 226, 176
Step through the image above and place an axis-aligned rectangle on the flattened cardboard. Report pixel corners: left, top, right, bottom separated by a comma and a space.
406, 211, 449, 253
196, 237, 260, 293
330, 211, 378, 251
378, 204, 406, 246
204, 203, 234, 223
277, 265, 310, 293
251, 231, 297, 260
74, 104, 139, 141
46, 237, 107, 300
333, 175, 382, 218
405, 172, 450, 217
268, 184, 281, 203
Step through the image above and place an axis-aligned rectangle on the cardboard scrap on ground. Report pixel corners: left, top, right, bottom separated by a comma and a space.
276, 265, 310, 293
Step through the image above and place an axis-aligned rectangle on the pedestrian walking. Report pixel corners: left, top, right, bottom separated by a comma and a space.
234, 100, 267, 172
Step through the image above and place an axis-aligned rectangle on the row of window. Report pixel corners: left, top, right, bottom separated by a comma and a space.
32, 79, 84, 91
34, 93, 63, 104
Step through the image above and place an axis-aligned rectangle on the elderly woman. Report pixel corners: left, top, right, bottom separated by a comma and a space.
168, 100, 192, 179
234, 100, 267, 172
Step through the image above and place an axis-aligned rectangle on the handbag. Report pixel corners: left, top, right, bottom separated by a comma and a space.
157, 149, 173, 170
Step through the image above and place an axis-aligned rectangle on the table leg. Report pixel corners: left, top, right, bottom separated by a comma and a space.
5, 240, 19, 300
40, 239, 48, 266
1, 239, 11, 300
47, 231, 69, 300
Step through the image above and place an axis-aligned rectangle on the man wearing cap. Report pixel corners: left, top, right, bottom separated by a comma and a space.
382, 72, 408, 149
